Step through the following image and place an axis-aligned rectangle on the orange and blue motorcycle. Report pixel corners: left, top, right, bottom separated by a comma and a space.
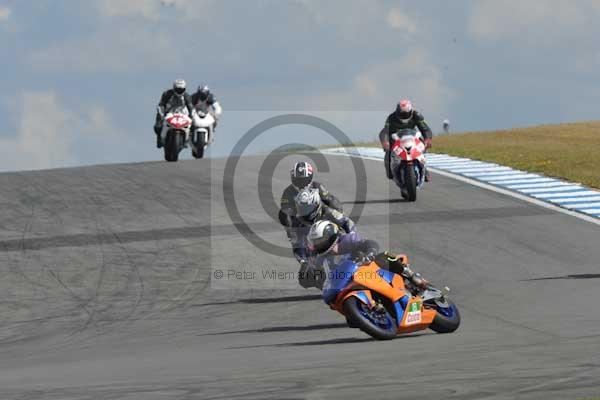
321, 255, 460, 340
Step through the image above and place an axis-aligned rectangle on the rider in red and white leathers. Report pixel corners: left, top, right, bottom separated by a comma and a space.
378, 99, 433, 181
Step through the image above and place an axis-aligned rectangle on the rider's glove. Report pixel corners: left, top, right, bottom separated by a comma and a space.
424, 138, 432, 149
298, 261, 326, 290
384, 251, 408, 265
353, 251, 375, 265
313, 265, 326, 290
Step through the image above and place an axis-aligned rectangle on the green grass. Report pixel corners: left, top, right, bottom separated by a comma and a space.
433, 121, 600, 189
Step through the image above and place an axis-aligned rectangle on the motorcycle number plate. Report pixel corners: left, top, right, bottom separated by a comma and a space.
170, 116, 187, 125
405, 301, 422, 325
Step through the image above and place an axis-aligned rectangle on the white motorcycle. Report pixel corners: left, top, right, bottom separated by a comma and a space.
190, 111, 215, 159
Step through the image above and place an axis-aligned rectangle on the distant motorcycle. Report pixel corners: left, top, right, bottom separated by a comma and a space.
190, 111, 215, 159
159, 106, 193, 162
390, 128, 426, 201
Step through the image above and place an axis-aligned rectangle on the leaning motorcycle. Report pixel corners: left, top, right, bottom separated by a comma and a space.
321, 254, 460, 340
160, 106, 193, 162
190, 111, 215, 159
390, 128, 426, 201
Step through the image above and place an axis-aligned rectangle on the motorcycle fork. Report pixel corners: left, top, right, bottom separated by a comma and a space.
400, 161, 413, 185
416, 162, 425, 185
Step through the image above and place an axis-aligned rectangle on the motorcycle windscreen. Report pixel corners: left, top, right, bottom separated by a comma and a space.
396, 128, 417, 137
168, 104, 189, 115
322, 257, 360, 305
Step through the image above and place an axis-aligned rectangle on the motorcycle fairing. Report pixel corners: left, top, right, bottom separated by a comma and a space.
325, 260, 438, 333
322, 257, 360, 305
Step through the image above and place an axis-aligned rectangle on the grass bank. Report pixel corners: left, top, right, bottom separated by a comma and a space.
433, 121, 600, 189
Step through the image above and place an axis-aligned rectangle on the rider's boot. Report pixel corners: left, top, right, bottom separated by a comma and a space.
424, 166, 431, 182
381, 252, 429, 290
153, 114, 162, 135
402, 265, 429, 290
154, 119, 164, 148
384, 150, 392, 180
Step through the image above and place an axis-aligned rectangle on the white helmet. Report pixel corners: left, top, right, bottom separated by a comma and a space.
295, 188, 322, 221
173, 79, 186, 95
307, 220, 340, 255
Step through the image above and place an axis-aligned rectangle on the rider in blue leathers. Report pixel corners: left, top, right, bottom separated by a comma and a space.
301, 220, 429, 290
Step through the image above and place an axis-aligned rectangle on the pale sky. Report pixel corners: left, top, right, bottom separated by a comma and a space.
1, 0, 600, 171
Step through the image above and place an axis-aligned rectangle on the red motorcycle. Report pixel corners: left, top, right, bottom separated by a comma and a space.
162, 109, 193, 162
390, 128, 427, 201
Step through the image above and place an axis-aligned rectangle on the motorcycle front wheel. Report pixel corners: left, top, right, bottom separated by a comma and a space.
343, 296, 397, 340
192, 135, 206, 159
164, 131, 183, 162
429, 299, 461, 333
402, 163, 418, 201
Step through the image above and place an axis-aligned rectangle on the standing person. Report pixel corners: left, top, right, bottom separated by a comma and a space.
443, 119, 450, 134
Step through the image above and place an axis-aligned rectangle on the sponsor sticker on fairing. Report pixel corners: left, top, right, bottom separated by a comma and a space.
405, 301, 422, 324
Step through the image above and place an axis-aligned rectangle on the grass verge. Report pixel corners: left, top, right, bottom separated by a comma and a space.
433, 121, 600, 189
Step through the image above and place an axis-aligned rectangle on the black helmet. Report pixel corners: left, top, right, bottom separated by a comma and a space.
295, 188, 322, 221
307, 220, 340, 255
291, 161, 314, 189
173, 79, 186, 95
197, 84, 210, 101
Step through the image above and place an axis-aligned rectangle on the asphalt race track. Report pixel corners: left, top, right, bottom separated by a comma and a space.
0, 154, 599, 400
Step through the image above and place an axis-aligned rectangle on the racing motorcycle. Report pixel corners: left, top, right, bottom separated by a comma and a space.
321, 254, 460, 340
390, 128, 426, 201
159, 106, 193, 162
190, 111, 215, 159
